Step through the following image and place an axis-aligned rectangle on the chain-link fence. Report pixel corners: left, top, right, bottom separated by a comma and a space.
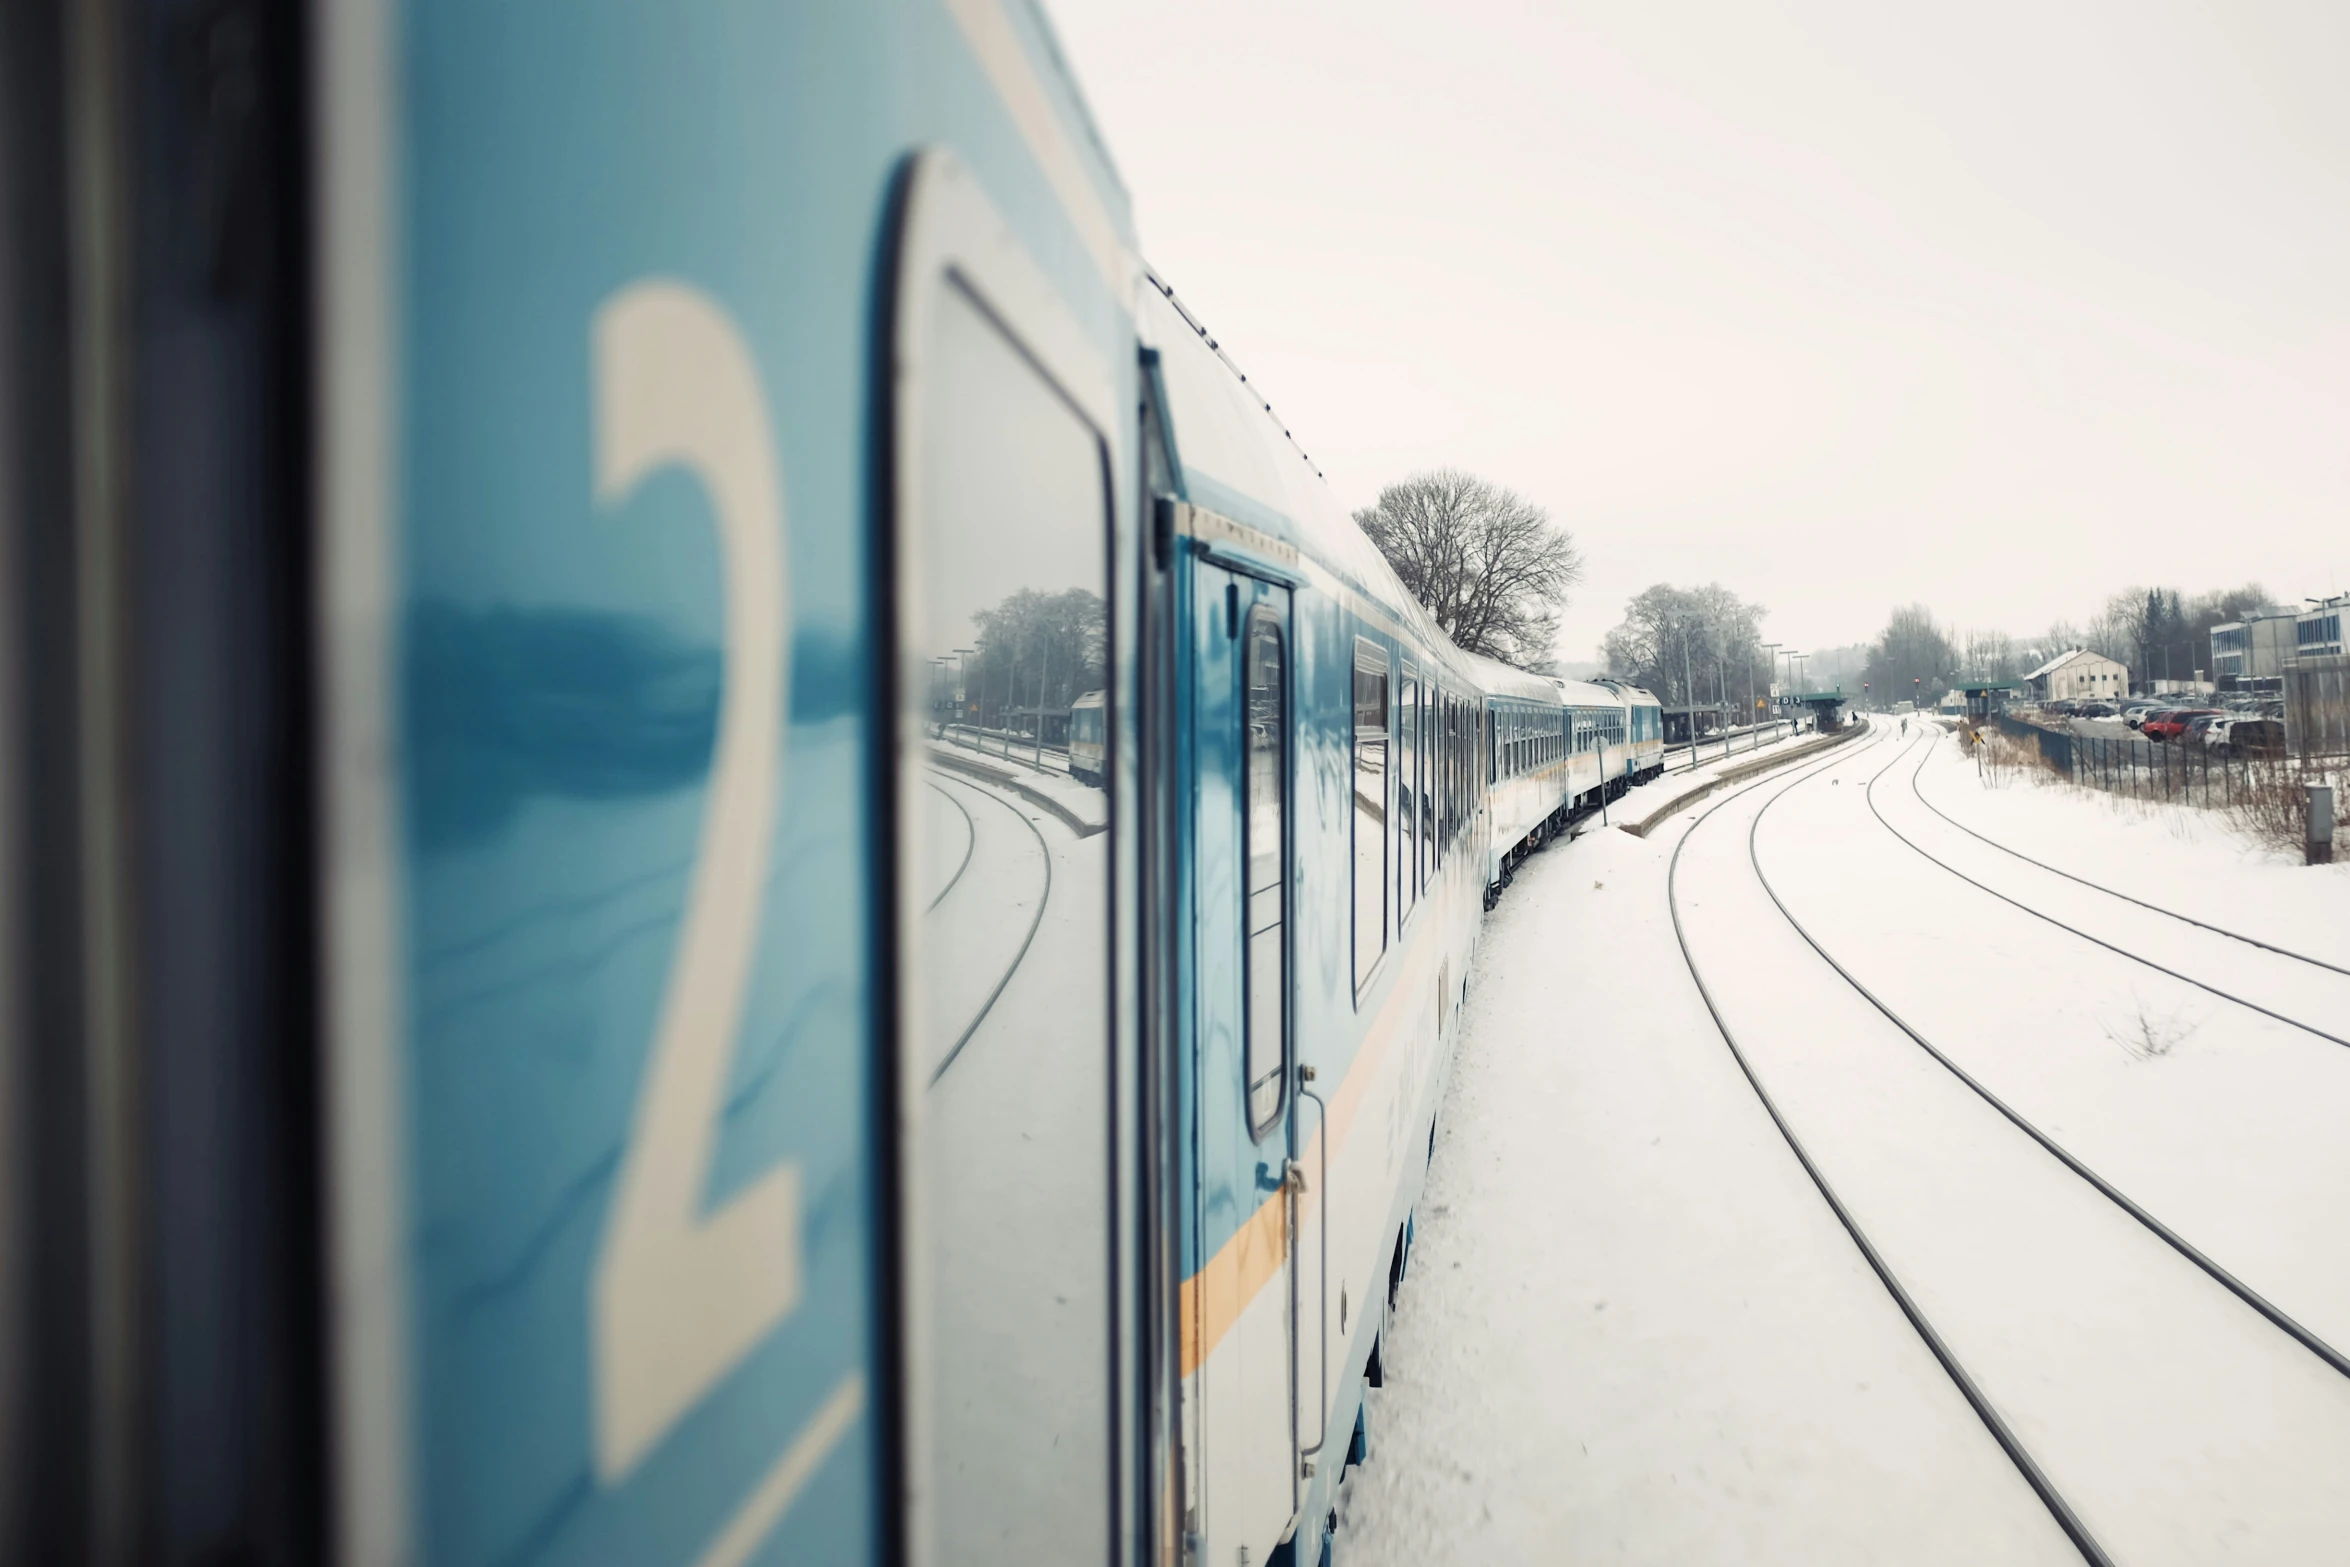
2286, 664, 2350, 757
1988, 713, 2337, 850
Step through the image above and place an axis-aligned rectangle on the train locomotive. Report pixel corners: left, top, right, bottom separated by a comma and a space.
0, 2, 1662, 1564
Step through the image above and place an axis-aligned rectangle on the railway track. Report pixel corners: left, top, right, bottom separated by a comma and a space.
1861, 741, 2350, 1050
923, 767, 1055, 1085
1664, 727, 2115, 1566
1771, 739, 2350, 1381
1669, 723, 2350, 1564
1904, 745, 2350, 978
925, 779, 978, 912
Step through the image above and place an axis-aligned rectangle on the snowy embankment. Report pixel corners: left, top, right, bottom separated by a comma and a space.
1615, 723, 1829, 825
1912, 739, 2350, 967
1340, 730, 2075, 1564
1342, 724, 2350, 1564
925, 742, 1106, 835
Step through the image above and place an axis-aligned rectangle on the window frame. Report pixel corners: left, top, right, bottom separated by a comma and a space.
884, 146, 1128, 1565
1398, 658, 1419, 921
1352, 636, 1391, 999
1241, 604, 1289, 1140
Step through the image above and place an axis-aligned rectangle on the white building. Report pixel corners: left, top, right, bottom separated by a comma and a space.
2210, 607, 2299, 686
2024, 648, 2127, 703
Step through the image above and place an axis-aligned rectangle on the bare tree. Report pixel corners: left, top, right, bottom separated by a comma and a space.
1600, 582, 1769, 706
1863, 603, 1957, 704
1354, 468, 1583, 666
1958, 627, 2021, 681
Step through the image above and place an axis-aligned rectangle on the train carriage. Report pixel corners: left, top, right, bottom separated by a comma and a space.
1141, 272, 1497, 1567
0, 3, 1680, 1564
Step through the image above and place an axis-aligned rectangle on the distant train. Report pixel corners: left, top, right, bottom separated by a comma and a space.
1070, 689, 1109, 787
0, 3, 1663, 1565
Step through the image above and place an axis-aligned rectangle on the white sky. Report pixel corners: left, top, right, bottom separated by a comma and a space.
1044, 0, 2350, 663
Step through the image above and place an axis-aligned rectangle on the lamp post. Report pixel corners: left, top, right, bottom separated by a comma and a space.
1680, 619, 1698, 771
954, 647, 975, 748
1760, 642, 1780, 748
1034, 637, 1056, 768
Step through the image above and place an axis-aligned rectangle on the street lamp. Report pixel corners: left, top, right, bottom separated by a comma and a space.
954, 647, 975, 748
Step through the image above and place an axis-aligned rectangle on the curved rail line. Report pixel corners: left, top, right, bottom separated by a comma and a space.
1906, 744, 2350, 978
1863, 742, 2350, 1050
924, 768, 1055, 1087
924, 780, 978, 913
1664, 724, 2116, 1567
1750, 739, 2350, 1384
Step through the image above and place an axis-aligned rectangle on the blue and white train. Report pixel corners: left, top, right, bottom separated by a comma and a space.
0, 3, 1662, 1564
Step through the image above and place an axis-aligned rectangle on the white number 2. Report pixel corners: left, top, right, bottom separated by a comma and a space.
589, 281, 800, 1484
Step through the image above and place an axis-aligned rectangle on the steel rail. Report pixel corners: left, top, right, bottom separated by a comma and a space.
1666, 724, 2116, 1567
923, 779, 978, 912
1750, 739, 2350, 1383
925, 769, 1055, 1087
1861, 743, 2350, 1049
1907, 743, 2350, 978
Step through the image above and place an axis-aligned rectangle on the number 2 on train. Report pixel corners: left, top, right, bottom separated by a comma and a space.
586, 281, 803, 1484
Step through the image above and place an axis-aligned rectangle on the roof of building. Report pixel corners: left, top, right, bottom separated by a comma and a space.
2023, 648, 2123, 681
2022, 649, 2082, 681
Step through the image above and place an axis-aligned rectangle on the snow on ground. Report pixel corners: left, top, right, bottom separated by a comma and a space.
1617, 723, 1829, 821
1727, 734, 2350, 1562
1912, 735, 2350, 967
927, 736, 1108, 832
1338, 733, 2077, 1565
1342, 722, 2350, 1564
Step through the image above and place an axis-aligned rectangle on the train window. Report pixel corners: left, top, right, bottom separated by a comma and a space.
1244, 610, 1287, 1135
1399, 663, 1419, 919
1437, 691, 1448, 869
1354, 639, 1389, 993
1424, 687, 1439, 882
900, 264, 1114, 1559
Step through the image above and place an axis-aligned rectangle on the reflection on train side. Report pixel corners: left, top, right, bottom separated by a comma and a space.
905, 277, 1113, 1565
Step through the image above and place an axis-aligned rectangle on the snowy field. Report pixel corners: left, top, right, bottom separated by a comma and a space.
1340, 721, 2350, 1564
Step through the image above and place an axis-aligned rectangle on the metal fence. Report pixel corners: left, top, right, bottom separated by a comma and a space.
1991, 713, 2323, 809
2287, 663, 2350, 757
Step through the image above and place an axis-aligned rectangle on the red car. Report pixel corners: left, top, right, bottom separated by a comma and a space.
2142, 708, 2219, 741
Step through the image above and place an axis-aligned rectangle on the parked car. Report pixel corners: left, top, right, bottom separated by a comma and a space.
2075, 702, 2116, 718
2142, 708, 2220, 741
2209, 717, 2286, 757
2181, 713, 2224, 746
2122, 704, 2159, 729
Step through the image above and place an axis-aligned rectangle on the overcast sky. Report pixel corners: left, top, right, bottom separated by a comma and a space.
1045, 0, 2350, 664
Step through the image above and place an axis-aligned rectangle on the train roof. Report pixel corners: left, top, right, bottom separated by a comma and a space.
1551, 678, 1634, 708
1140, 275, 1515, 696
1589, 676, 1663, 707
1460, 650, 1564, 705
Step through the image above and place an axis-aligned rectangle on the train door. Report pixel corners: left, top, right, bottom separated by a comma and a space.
892, 153, 1126, 1567
1185, 560, 1301, 1562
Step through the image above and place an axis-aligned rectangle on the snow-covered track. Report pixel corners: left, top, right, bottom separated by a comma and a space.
1859, 741, 2350, 1050
924, 780, 978, 912
1753, 743, 2350, 1386
1903, 748, 2350, 978
1665, 726, 2119, 1567
923, 768, 1055, 1087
